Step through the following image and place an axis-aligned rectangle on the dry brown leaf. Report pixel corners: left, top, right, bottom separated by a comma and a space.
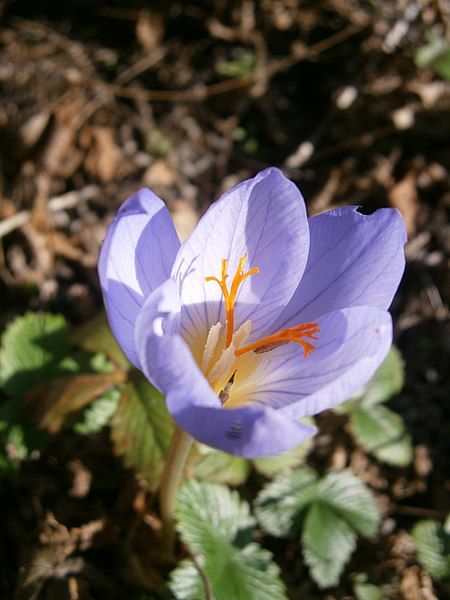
143, 158, 176, 189
67, 460, 92, 499
171, 199, 198, 242
136, 11, 164, 51
27, 371, 126, 434
388, 173, 420, 237
400, 566, 438, 600
19, 111, 51, 149
83, 126, 121, 183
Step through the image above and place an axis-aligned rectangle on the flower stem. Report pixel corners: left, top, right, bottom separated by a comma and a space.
159, 426, 193, 555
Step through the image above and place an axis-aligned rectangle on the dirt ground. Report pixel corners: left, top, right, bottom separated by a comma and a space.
1, 1, 449, 599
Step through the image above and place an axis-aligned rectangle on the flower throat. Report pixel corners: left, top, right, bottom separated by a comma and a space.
205, 253, 320, 358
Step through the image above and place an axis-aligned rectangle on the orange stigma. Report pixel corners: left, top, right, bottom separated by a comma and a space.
206, 254, 319, 358
234, 322, 320, 357
205, 253, 259, 347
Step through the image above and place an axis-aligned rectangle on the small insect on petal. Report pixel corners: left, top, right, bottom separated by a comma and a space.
218, 371, 237, 405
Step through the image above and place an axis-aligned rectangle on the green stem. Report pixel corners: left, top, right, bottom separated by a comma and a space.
160, 426, 193, 555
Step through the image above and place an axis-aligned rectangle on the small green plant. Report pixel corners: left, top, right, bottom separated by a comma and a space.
415, 34, 450, 81
412, 515, 450, 580
255, 468, 381, 588
216, 50, 255, 78
146, 129, 173, 157
337, 347, 413, 467
170, 480, 287, 599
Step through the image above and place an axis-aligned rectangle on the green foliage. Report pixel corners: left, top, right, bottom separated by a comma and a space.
71, 313, 130, 371
338, 347, 412, 467
0, 398, 46, 474
169, 559, 206, 600
0, 313, 72, 473
232, 125, 259, 154
176, 479, 254, 551
252, 419, 314, 477
412, 516, 450, 580
110, 376, 174, 491
73, 387, 120, 435
0, 312, 128, 473
216, 50, 255, 78
171, 480, 287, 600
188, 443, 250, 486
0, 312, 175, 485
353, 581, 385, 600
255, 467, 319, 537
315, 470, 381, 537
28, 370, 126, 434
146, 129, 173, 157
255, 469, 381, 588
352, 346, 404, 407
415, 34, 450, 81
0, 312, 69, 396
349, 405, 412, 467
303, 502, 357, 589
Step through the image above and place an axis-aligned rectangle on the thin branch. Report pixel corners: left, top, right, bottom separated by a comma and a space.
78, 23, 365, 103
0, 185, 100, 240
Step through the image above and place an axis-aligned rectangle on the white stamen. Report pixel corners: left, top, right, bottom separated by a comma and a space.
201, 322, 222, 374
208, 343, 236, 386
233, 320, 252, 348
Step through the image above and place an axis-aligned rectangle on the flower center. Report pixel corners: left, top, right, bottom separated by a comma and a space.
203, 253, 320, 407
205, 253, 320, 359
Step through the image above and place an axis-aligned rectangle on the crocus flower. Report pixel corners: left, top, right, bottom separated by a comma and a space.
99, 168, 406, 457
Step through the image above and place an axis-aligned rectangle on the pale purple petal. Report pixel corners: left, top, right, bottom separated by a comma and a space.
134, 278, 184, 392
234, 306, 392, 419
274, 207, 406, 329
98, 189, 180, 367
135, 280, 316, 457
167, 395, 316, 457
171, 168, 309, 346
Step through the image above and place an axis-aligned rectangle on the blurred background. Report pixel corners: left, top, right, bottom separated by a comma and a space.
0, 1, 449, 599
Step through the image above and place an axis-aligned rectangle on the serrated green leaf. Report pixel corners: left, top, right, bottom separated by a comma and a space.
73, 387, 120, 435
203, 542, 287, 600
255, 467, 318, 537
70, 313, 130, 370
176, 480, 254, 552
302, 502, 357, 588
350, 405, 413, 467
0, 313, 69, 396
350, 346, 404, 408
169, 559, 205, 600
175, 481, 287, 600
252, 418, 314, 477
353, 581, 385, 600
188, 443, 250, 486
170, 543, 287, 600
412, 518, 450, 580
110, 377, 174, 490
316, 470, 381, 537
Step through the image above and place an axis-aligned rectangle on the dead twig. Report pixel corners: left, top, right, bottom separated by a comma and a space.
77, 23, 366, 103
0, 186, 100, 240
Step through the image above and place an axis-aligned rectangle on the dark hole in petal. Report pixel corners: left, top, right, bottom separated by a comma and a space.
356, 206, 377, 216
